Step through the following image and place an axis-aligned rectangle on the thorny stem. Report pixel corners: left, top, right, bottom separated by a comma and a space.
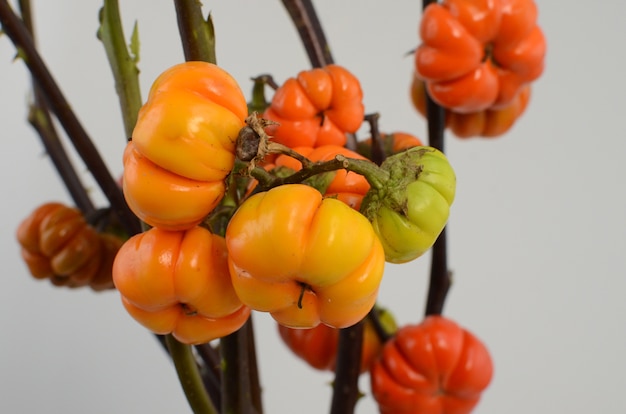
165, 335, 218, 414
280, 0, 357, 151
97, 0, 143, 139
0, 0, 141, 235
422, 0, 451, 316
329, 320, 365, 414
17, 0, 96, 215
174, 0, 216, 64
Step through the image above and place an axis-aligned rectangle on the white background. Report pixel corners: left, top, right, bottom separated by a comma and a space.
1, 1, 625, 413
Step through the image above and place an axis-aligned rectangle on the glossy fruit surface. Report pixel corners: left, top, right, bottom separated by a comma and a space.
112, 226, 250, 344
371, 316, 494, 414
122, 141, 225, 230
226, 184, 384, 328
263, 65, 364, 148
124, 62, 248, 230
415, 0, 545, 112
132, 61, 248, 182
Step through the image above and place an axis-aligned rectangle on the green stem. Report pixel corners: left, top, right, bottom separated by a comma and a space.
165, 335, 218, 414
97, 0, 143, 139
250, 155, 389, 193
247, 75, 276, 114
0, 0, 141, 235
194, 344, 224, 410
174, 0, 216, 64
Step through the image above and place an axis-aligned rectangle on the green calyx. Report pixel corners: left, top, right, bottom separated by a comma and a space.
360, 146, 456, 264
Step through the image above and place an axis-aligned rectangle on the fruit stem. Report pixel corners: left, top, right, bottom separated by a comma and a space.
97, 0, 143, 139
247, 75, 277, 114
165, 334, 218, 414
174, 0, 216, 64
249, 155, 389, 194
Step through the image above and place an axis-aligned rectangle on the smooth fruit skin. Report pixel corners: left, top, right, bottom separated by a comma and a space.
124, 62, 248, 230
226, 184, 384, 329
132, 61, 248, 182
122, 141, 225, 231
411, 74, 531, 138
263, 64, 365, 148
370, 316, 494, 414
112, 226, 249, 345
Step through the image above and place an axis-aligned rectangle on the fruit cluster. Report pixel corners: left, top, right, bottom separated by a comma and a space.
14, 0, 548, 407
412, 0, 545, 138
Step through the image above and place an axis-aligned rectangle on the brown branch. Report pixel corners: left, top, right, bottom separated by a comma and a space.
280, 0, 357, 150
220, 319, 259, 414
17, 0, 95, 215
366, 306, 392, 344
0, 0, 141, 235
246, 318, 263, 414
421, 0, 451, 317
280, 0, 333, 68
194, 344, 224, 410
329, 321, 364, 414
364, 113, 386, 166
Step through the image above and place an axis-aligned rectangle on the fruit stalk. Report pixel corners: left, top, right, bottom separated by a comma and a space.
165, 335, 218, 414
